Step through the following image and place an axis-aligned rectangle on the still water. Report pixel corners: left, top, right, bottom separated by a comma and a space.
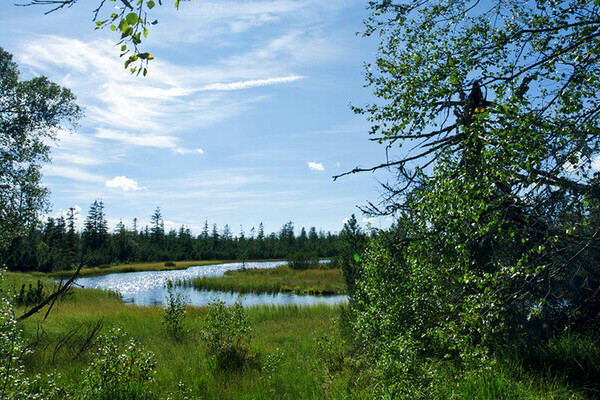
75, 261, 347, 307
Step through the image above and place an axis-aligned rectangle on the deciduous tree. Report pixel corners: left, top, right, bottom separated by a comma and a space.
346, 0, 600, 378
0, 47, 80, 253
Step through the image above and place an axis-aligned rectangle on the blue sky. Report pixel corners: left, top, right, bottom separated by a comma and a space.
1, 0, 391, 235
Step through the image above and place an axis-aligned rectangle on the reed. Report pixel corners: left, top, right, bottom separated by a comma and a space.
7, 271, 594, 400
190, 265, 346, 295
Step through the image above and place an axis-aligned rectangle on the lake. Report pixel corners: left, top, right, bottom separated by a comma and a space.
74, 261, 347, 307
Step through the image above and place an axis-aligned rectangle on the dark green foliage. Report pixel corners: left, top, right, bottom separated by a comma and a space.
340, 0, 600, 394
0, 47, 80, 253
2, 212, 340, 272
14, 280, 45, 307
287, 250, 319, 270
337, 214, 367, 298
521, 333, 600, 394
201, 300, 254, 371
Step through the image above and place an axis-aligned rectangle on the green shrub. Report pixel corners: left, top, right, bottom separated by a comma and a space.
0, 277, 67, 400
201, 300, 253, 370
314, 319, 345, 375
82, 328, 156, 400
287, 251, 319, 270
164, 261, 176, 267
14, 280, 45, 306
161, 280, 186, 340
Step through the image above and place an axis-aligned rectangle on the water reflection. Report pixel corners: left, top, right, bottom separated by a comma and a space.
75, 261, 347, 307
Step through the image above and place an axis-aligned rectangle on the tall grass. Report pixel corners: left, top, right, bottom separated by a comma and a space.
190, 265, 346, 295
10, 271, 340, 399
7, 271, 597, 399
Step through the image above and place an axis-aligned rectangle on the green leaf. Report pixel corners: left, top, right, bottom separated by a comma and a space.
121, 45, 127, 52
143, 27, 149, 38
147, 0, 156, 9
174, 0, 180, 8
126, 12, 139, 26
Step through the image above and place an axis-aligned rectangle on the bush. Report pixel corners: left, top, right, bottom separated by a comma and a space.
14, 280, 45, 306
0, 277, 67, 400
287, 251, 319, 270
161, 280, 186, 340
82, 328, 156, 400
0, 293, 30, 399
201, 300, 253, 370
164, 261, 176, 267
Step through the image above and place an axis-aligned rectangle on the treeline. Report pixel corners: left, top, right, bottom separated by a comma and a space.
1, 200, 340, 272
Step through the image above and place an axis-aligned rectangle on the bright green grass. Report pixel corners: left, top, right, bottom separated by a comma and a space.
11, 270, 338, 399
7, 272, 596, 400
190, 265, 346, 295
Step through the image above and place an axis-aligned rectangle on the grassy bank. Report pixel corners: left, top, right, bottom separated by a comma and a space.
50, 259, 283, 278
4, 272, 597, 399
14, 285, 339, 399
190, 265, 346, 295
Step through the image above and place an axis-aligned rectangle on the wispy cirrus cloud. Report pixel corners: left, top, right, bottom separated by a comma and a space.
199, 75, 303, 91
43, 165, 105, 183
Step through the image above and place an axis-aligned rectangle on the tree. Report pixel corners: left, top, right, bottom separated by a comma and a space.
0, 47, 80, 252
337, 215, 367, 298
346, 0, 600, 379
82, 199, 109, 255
19, 0, 186, 74
150, 206, 164, 242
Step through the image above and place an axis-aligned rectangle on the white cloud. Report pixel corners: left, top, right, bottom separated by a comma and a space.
95, 129, 187, 153
43, 165, 105, 183
105, 176, 147, 191
196, 148, 205, 154
308, 161, 324, 171
363, 217, 376, 226
199, 76, 303, 91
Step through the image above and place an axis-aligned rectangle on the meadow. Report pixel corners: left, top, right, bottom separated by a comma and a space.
189, 264, 346, 295
3, 270, 599, 399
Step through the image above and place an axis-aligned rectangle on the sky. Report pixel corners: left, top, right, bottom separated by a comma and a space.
0, 0, 392, 235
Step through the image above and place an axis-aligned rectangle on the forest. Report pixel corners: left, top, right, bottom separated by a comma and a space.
1, 199, 340, 272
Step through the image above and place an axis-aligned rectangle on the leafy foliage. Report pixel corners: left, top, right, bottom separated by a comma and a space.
161, 280, 187, 340
20, 0, 187, 74
0, 271, 67, 399
286, 250, 319, 270
82, 328, 156, 400
0, 47, 80, 252
200, 300, 253, 371
342, 0, 600, 393
337, 214, 368, 298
